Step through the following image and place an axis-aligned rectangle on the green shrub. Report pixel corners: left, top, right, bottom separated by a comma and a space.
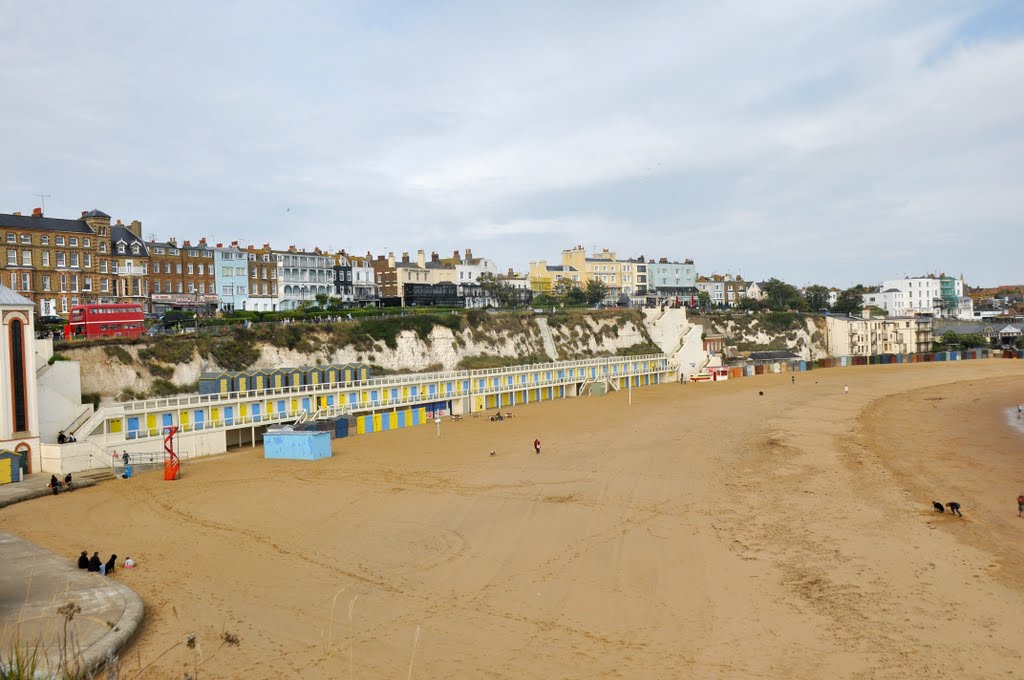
47, 353, 71, 365
616, 342, 662, 356
81, 392, 101, 408
102, 345, 133, 364
146, 362, 175, 379
208, 337, 261, 371
137, 337, 197, 365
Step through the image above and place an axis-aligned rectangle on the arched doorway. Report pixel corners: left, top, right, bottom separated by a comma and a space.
14, 442, 31, 475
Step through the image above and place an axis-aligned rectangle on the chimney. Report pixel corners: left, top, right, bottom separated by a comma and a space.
169, 237, 177, 246
660, 257, 668, 263
32, 207, 42, 218
401, 252, 410, 264
199, 238, 207, 245
247, 245, 254, 251
416, 249, 426, 268
230, 241, 238, 247
862, 308, 872, 319
216, 243, 223, 248
81, 211, 87, 217
12, 211, 21, 216
288, 245, 297, 253
507, 268, 514, 276
387, 252, 395, 267
464, 248, 473, 261
263, 243, 270, 249
128, 220, 142, 237
183, 240, 191, 247
453, 250, 460, 260
431, 251, 439, 263
116, 219, 122, 225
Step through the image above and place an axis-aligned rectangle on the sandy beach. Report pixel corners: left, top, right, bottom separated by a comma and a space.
5, 360, 1024, 679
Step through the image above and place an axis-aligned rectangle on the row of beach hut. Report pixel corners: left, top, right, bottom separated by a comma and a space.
696, 349, 997, 381
198, 363, 371, 395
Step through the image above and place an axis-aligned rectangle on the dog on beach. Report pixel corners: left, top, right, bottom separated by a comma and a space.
932, 501, 945, 513
946, 502, 963, 517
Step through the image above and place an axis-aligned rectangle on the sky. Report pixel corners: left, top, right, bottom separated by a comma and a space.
1, 1, 1022, 288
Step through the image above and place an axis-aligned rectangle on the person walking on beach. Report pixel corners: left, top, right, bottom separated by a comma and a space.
946, 502, 963, 518
844, 384, 849, 395
121, 451, 131, 467
534, 438, 541, 455
1017, 492, 1024, 518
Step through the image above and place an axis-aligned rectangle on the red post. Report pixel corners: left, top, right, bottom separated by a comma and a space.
163, 426, 180, 481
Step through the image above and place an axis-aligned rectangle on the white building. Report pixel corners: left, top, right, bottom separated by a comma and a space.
274, 246, 334, 310
865, 275, 969, 318
0, 285, 40, 474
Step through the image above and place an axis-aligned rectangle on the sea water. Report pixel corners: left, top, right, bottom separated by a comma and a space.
1005, 407, 1024, 435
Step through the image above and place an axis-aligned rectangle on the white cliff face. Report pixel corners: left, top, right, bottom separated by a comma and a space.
65, 314, 658, 402
64, 313, 830, 402
691, 314, 827, 360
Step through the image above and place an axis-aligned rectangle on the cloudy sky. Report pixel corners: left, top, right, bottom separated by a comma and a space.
2, 1, 1022, 287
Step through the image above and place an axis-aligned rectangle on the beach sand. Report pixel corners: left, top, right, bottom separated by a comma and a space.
5, 360, 1024, 678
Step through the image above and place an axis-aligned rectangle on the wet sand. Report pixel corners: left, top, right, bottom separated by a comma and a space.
5, 360, 1024, 678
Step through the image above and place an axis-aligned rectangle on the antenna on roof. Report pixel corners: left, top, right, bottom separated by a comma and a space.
35, 193, 51, 213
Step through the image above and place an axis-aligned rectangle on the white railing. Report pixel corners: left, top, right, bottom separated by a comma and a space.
115, 354, 668, 413
85, 354, 671, 444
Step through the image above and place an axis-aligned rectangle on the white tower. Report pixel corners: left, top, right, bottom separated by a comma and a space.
0, 285, 40, 475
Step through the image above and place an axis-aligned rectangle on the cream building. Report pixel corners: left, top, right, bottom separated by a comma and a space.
1, 285, 40, 476
825, 310, 934, 356
529, 246, 648, 301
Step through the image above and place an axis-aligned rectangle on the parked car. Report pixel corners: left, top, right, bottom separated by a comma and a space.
38, 315, 64, 326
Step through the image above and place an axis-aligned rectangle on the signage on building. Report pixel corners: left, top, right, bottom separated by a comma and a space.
152, 294, 220, 304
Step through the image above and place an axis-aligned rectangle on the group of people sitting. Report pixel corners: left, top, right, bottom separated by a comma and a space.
78, 551, 134, 575
56, 431, 77, 444
48, 474, 73, 495
489, 411, 515, 422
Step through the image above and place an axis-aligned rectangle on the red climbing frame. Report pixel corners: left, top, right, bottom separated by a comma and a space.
163, 426, 180, 481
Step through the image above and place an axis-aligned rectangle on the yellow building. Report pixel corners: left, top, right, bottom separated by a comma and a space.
529, 246, 648, 300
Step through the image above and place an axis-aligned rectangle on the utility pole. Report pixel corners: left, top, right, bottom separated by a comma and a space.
35, 193, 51, 213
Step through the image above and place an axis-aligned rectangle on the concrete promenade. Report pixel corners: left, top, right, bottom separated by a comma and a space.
0, 479, 143, 676
0, 473, 97, 509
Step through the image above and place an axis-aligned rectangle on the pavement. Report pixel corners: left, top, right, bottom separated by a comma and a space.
0, 477, 144, 677
0, 473, 98, 509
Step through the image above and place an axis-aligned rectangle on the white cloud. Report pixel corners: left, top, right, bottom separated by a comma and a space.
0, 1, 1021, 285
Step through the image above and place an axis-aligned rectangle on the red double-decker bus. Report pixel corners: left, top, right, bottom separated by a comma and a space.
64, 304, 146, 339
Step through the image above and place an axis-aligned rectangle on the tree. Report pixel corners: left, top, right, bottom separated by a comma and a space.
697, 291, 711, 309
803, 285, 831, 312
553, 278, 577, 299
477, 273, 516, 307
314, 292, 331, 310
832, 285, 866, 315
584, 279, 609, 306
761, 278, 807, 312
566, 286, 587, 306
736, 297, 767, 312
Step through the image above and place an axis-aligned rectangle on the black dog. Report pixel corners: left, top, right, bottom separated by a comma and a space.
932, 501, 945, 513
946, 502, 963, 517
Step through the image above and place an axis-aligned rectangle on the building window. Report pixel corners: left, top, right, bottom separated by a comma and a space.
22, 251, 31, 266
59, 274, 67, 292
131, 244, 140, 255
9, 319, 28, 432
55, 236, 65, 246
71, 275, 79, 292
21, 272, 30, 290
83, 253, 91, 268
56, 252, 66, 268
100, 260, 108, 273
20, 234, 30, 244
199, 283, 206, 294
5, 234, 15, 243
70, 253, 79, 267
99, 242, 107, 253
60, 297, 68, 313
117, 243, 126, 254
176, 263, 182, 274
83, 277, 92, 292
6, 250, 15, 266
42, 275, 51, 291
40, 235, 49, 245
69, 237, 79, 247
187, 264, 193, 275
83, 238, 90, 247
